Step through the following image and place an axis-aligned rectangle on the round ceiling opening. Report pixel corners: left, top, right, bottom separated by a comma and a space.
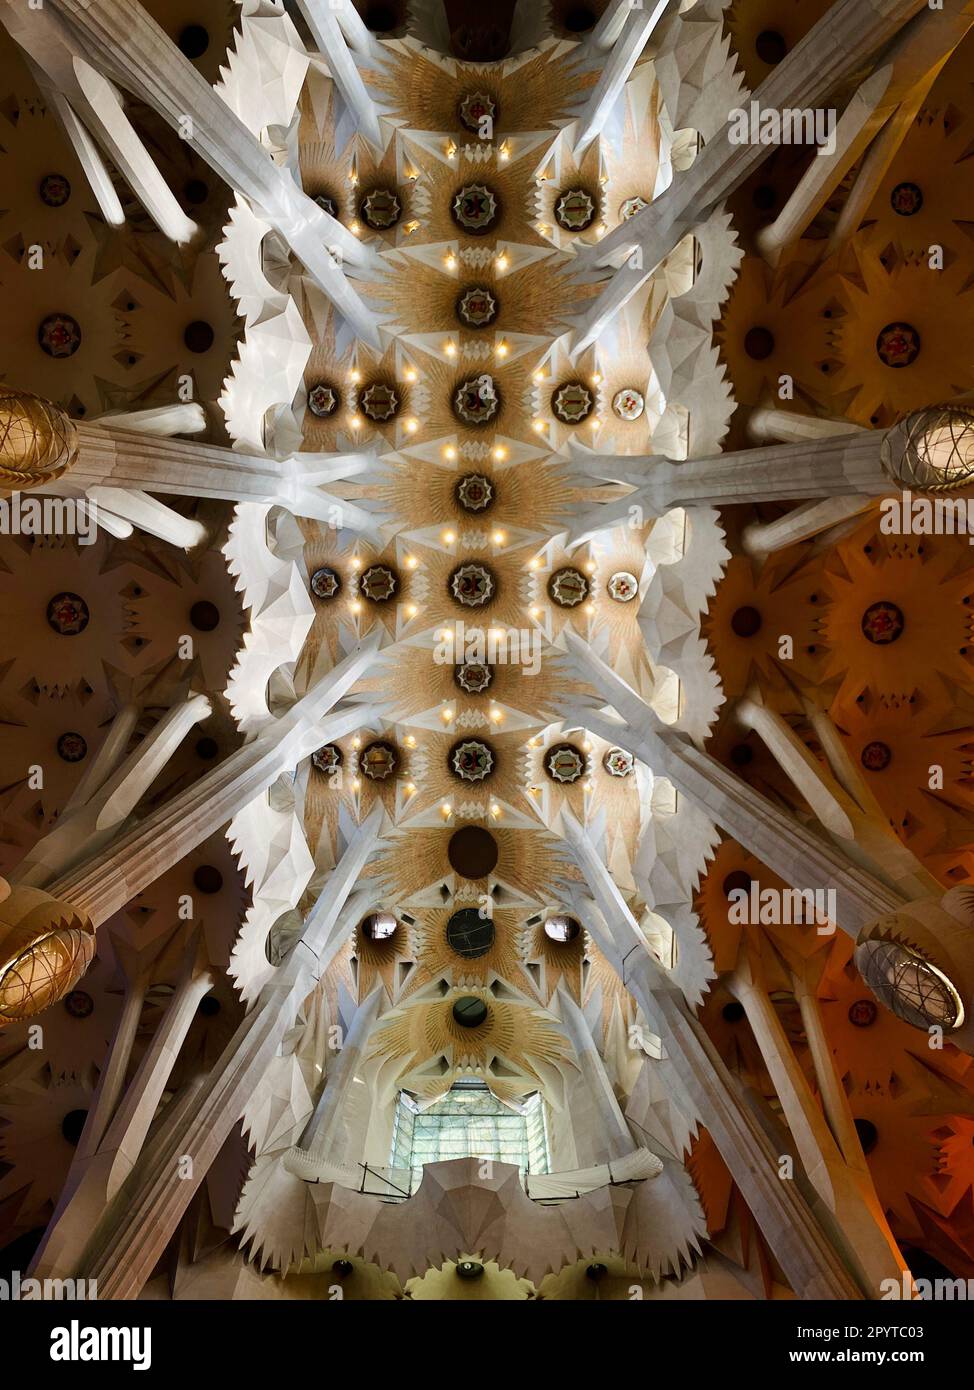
446, 907, 495, 958
447, 825, 499, 878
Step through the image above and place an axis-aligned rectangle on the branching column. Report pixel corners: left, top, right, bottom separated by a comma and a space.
60, 808, 385, 1296
39, 0, 381, 344
46, 636, 382, 927
572, 0, 932, 352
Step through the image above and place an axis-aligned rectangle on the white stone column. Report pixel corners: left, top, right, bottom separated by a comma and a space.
13, 693, 212, 890
0, 1, 197, 242
299, 984, 384, 1160
589, 0, 638, 52
41, 0, 382, 345
58, 808, 384, 1294
63, 418, 386, 536
296, 0, 383, 146
561, 632, 906, 937
329, 0, 383, 59
746, 408, 868, 446
757, 3, 974, 265
571, 427, 890, 512
47, 634, 382, 926
755, 67, 895, 267
574, 0, 672, 154
29, 929, 213, 1280
559, 841, 862, 1299
734, 693, 856, 839
741, 496, 876, 556
556, 984, 634, 1162
85, 487, 208, 548
729, 954, 910, 1296
571, 0, 931, 352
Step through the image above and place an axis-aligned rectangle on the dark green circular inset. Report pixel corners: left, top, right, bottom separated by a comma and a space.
452, 995, 488, 1028
446, 907, 494, 959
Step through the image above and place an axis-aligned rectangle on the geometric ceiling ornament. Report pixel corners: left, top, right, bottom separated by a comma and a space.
359, 740, 398, 781
552, 381, 593, 424
876, 322, 920, 369
455, 473, 495, 512
457, 92, 496, 133
450, 562, 496, 608
456, 286, 498, 327
452, 994, 489, 1027
39, 173, 72, 206
554, 187, 596, 231
453, 374, 500, 425
361, 188, 402, 229
447, 826, 499, 879
359, 564, 398, 602
445, 906, 495, 958
310, 566, 341, 600
603, 747, 634, 777
545, 743, 587, 784
454, 661, 493, 694
861, 601, 904, 645
890, 182, 922, 216
548, 568, 589, 608
314, 193, 339, 219
312, 743, 343, 776
451, 184, 499, 233
56, 731, 88, 763
619, 194, 649, 220
612, 387, 644, 421
860, 740, 892, 771
607, 571, 639, 603
46, 592, 90, 635
361, 383, 400, 421
543, 914, 581, 943
38, 313, 82, 358
307, 382, 339, 417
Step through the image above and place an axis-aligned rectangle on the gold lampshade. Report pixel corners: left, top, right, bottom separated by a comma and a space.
0, 388, 79, 490
0, 884, 95, 1024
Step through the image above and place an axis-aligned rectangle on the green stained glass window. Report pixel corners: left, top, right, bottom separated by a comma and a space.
390, 1080, 549, 1187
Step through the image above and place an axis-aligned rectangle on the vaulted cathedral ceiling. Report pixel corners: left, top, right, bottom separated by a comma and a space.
3, 0, 974, 1320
